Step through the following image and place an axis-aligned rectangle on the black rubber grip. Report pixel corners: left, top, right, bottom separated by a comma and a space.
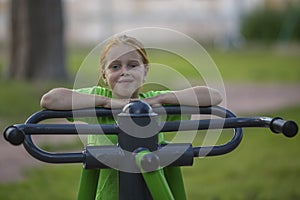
270, 117, 298, 138
3, 126, 25, 145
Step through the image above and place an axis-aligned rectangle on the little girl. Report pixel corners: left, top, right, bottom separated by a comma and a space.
40, 35, 222, 200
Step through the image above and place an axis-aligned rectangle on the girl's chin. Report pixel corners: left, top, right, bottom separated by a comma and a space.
112, 84, 140, 98
113, 89, 137, 99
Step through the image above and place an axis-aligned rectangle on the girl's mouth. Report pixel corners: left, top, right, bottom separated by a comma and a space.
118, 79, 133, 83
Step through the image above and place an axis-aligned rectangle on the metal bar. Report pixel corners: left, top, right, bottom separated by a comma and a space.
24, 108, 119, 123
23, 135, 84, 163
193, 128, 243, 157
13, 123, 119, 135
13, 117, 271, 136
161, 117, 270, 132
21, 106, 247, 125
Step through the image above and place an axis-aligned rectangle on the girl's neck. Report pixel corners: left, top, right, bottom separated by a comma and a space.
112, 91, 139, 99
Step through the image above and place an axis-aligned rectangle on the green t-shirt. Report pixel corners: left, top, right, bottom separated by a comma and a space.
76, 86, 183, 200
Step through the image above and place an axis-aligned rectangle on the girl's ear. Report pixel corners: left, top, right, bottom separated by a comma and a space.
102, 70, 107, 84
143, 64, 149, 83
144, 64, 149, 77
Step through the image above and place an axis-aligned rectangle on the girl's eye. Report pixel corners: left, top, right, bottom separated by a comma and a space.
108, 64, 121, 71
129, 64, 136, 68
128, 62, 140, 69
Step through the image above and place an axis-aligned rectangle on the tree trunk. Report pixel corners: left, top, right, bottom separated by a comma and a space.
7, 0, 68, 81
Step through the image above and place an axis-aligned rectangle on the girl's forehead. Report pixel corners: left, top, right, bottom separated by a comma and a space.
105, 44, 143, 62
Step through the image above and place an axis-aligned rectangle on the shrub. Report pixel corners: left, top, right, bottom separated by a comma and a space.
241, 6, 300, 43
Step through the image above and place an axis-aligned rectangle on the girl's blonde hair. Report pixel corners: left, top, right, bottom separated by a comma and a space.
100, 35, 149, 72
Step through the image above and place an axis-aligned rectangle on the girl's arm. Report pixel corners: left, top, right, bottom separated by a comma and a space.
144, 86, 222, 107
40, 88, 131, 110
40, 86, 222, 110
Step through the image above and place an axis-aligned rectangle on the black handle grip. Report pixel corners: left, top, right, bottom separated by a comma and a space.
270, 117, 298, 138
3, 126, 25, 145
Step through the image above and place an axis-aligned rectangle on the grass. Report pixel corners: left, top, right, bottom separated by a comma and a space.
64, 46, 300, 96
68, 46, 300, 86
0, 43, 300, 84
0, 80, 72, 129
209, 48, 300, 83
0, 165, 80, 200
183, 105, 300, 200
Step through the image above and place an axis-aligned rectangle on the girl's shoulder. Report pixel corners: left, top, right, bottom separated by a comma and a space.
75, 86, 112, 97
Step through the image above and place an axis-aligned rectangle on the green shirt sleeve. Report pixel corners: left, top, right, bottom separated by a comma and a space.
66, 86, 112, 122
75, 86, 112, 97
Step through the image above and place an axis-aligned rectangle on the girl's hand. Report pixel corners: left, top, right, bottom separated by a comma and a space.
103, 98, 161, 109
143, 95, 163, 108
102, 98, 131, 109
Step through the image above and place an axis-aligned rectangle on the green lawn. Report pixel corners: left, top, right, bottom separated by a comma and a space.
68, 46, 300, 85
209, 49, 300, 83
184, 106, 300, 199
0, 165, 80, 200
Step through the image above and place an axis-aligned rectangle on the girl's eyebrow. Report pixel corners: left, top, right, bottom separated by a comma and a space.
109, 59, 141, 64
109, 60, 121, 64
128, 59, 141, 63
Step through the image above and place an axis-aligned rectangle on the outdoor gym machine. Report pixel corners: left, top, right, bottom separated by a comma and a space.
3, 100, 298, 200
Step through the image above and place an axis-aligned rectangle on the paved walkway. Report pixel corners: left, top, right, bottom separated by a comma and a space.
1, 83, 300, 183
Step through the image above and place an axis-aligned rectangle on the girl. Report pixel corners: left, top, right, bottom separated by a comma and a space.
40, 35, 222, 200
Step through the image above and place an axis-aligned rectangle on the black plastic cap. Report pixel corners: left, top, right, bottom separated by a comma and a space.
282, 121, 298, 138
120, 100, 155, 117
3, 126, 25, 145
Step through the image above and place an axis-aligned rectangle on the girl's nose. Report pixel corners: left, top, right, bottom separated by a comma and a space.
120, 65, 129, 76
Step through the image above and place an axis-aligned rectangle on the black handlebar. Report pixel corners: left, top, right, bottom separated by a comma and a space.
269, 117, 298, 137
3, 104, 298, 166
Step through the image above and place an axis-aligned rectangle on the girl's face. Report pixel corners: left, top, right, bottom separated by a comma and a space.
102, 44, 149, 98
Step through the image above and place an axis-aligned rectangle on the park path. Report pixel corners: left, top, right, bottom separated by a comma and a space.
1, 83, 300, 183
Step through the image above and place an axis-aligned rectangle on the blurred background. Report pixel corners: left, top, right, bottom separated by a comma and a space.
0, 0, 300, 199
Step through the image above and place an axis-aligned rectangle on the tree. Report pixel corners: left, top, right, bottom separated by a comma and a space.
6, 0, 68, 81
